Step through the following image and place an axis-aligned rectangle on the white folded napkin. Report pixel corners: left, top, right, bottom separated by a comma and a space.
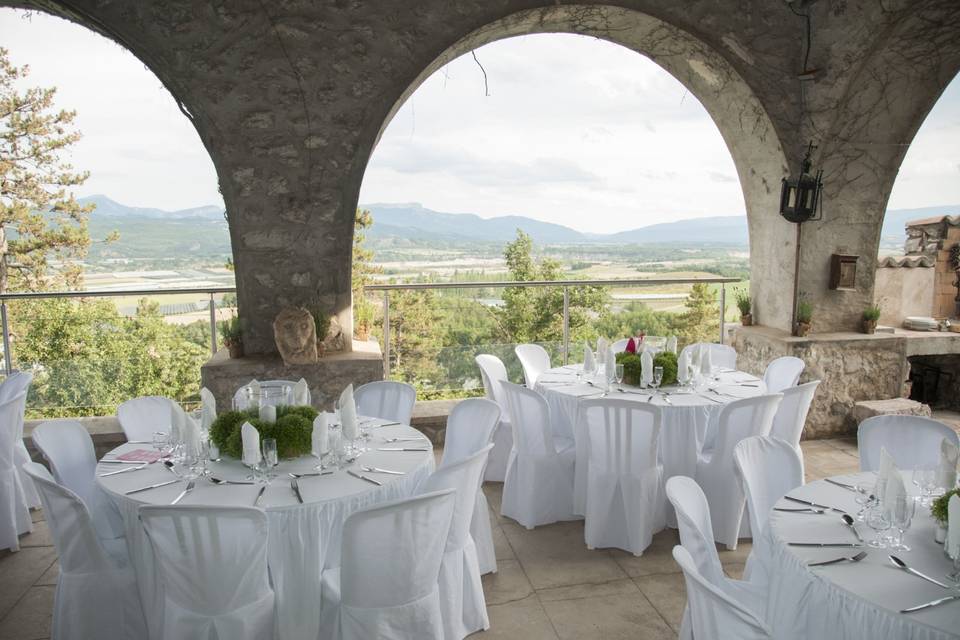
596, 338, 608, 364
292, 378, 311, 406
641, 349, 653, 387
938, 437, 959, 491
666, 336, 677, 354
882, 463, 906, 513
700, 345, 712, 375
169, 403, 185, 444
677, 348, 691, 384
199, 387, 217, 430
605, 347, 616, 383
312, 414, 329, 456
876, 447, 896, 501
583, 344, 596, 373
182, 412, 202, 458
949, 494, 960, 559
339, 384, 359, 440
241, 422, 261, 466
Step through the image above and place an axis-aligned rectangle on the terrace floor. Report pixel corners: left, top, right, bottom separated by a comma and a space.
1, 422, 956, 640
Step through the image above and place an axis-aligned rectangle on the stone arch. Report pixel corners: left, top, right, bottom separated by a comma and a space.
358, 5, 796, 330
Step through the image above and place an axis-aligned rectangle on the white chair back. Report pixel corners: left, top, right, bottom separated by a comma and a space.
581, 399, 660, 474
857, 415, 959, 471
441, 398, 500, 467
680, 342, 737, 370
475, 354, 512, 422
769, 380, 819, 446
515, 344, 551, 388
421, 445, 492, 550
0, 370, 32, 403
666, 476, 727, 588
0, 392, 31, 550
1, 371, 39, 509
712, 395, 782, 465
116, 396, 177, 442
232, 379, 300, 410
733, 436, 803, 539
354, 381, 416, 425
340, 489, 456, 608
611, 338, 630, 353
672, 546, 772, 639
500, 382, 555, 456
763, 356, 805, 393
32, 420, 98, 507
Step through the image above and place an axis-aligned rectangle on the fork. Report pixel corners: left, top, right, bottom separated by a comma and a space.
361, 465, 405, 475
808, 551, 867, 567
171, 480, 195, 505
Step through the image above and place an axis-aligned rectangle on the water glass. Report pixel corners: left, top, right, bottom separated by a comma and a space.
853, 483, 874, 522
912, 467, 936, 506
615, 363, 624, 389
865, 505, 891, 548
262, 438, 278, 479
152, 431, 172, 458
889, 495, 914, 551
652, 366, 664, 392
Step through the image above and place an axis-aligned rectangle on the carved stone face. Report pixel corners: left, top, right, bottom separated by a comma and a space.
273, 307, 318, 365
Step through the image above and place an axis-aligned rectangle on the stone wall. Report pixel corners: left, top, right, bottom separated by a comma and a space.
874, 259, 935, 326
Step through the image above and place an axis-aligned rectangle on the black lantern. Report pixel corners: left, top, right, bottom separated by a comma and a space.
779, 142, 823, 224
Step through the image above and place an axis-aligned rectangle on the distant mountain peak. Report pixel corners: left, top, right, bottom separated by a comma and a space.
81, 195, 225, 220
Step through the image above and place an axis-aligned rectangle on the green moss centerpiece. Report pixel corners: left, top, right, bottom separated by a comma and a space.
614, 350, 678, 386
210, 405, 318, 459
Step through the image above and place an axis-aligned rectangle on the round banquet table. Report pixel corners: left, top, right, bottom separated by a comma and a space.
760, 472, 960, 640
97, 418, 434, 640
534, 364, 766, 518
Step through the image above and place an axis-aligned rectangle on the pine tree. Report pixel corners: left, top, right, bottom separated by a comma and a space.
677, 283, 719, 346
352, 207, 379, 339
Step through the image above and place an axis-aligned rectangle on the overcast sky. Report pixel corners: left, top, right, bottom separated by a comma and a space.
2, 9, 958, 233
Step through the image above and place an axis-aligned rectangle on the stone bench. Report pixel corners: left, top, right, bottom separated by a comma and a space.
852, 398, 932, 425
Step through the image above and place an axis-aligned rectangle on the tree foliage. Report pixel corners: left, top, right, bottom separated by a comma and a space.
352, 207, 379, 339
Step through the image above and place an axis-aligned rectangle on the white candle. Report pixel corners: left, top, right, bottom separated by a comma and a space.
259, 404, 277, 423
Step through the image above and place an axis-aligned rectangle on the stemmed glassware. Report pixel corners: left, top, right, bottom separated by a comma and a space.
152, 431, 173, 459
262, 438, 279, 481
912, 467, 937, 506
650, 366, 664, 399
615, 363, 624, 392
853, 483, 875, 522
865, 505, 891, 548
888, 495, 914, 551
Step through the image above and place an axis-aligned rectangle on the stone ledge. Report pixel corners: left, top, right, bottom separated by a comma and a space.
852, 398, 932, 424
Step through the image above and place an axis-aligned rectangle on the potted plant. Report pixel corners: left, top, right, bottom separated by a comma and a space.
735, 288, 752, 326
794, 299, 813, 337
932, 489, 958, 544
862, 304, 881, 334
219, 316, 244, 358
311, 308, 331, 357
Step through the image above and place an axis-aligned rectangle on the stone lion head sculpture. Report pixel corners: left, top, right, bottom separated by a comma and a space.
273, 307, 318, 366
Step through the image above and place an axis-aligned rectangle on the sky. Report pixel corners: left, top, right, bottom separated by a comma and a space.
2, 9, 958, 232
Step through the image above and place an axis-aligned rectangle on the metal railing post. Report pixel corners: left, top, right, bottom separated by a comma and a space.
1, 302, 11, 375
562, 287, 570, 365
382, 291, 390, 378
719, 284, 726, 345
208, 293, 218, 356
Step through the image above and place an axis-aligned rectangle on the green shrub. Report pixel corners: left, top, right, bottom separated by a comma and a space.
614, 350, 678, 386
210, 404, 318, 459
614, 352, 642, 385
796, 300, 813, 324
218, 315, 242, 346
653, 351, 678, 386
932, 488, 959, 524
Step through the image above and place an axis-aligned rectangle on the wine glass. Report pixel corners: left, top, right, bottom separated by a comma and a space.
652, 366, 664, 391
865, 505, 891, 548
615, 363, 624, 391
262, 438, 278, 480
152, 431, 172, 458
888, 495, 914, 551
912, 467, 936, 506
853, 483, 874, 522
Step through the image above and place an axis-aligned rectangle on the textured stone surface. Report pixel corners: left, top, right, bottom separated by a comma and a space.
852, 398, 932, 424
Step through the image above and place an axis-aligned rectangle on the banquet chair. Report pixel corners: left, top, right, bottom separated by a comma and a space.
499, 382, 577, 529
857, 415, 959, 472
679, 342, 738, 370
116, 396, 178, 443
769, 380, 820, 476
666, 476, 767, 640
515, 343, 551, 388
441, 398, 501, 575
733, 436, 804, 583
579, 399, 665, 555
672, 546, 772, 640
0, 391, 31, 551
32, 420, 124, 540
232, 379, 303, 410
319, 489, 456, 640
22, 462, 146, 640
762, 356, 805, 393
611, 338, 630, 353
420, 445, 493, 640
695, 394, 782, 549
354, 380, 416, 425
139, 504, 275, 640
0, 371, 40, 509
475, 354, 514, 482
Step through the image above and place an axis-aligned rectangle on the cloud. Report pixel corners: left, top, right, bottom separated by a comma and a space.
709, 171, 737, 183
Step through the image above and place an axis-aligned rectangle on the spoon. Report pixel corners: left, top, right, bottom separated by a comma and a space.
889, 555, 952, 589
841, 514, 864, 543
808, 551, 868, 567
209, 477, 255, 485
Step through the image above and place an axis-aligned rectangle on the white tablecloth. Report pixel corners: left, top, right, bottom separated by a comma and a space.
535, 365, 765, 519
761, 473, 959, 639
97, 420, 434, 640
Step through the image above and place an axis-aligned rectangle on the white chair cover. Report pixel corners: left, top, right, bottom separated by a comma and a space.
733, 436, 803, 583
116, 396, 177, 442
232, 379, 299, 410
320, 489, 456, 640
475, 354, 515, 482
672, 546, 772, 640
420, 446, 493, 640
769, 380, 819, 475
499, 382, 577, 529
762, 356, 805, 393
695, 394, 782, 549
515, 344, 551, 388
139, 505, 275, 640
857, 414, 959, 471
441, 398, 501, 575
354, 380, 416, 425
579, 399, 665, 555
679, 343, 737, 370
32, 420, 124, 540
0, 391, 31, 551
0, 371, 40, 509
610, 338, 631, 353
22, 462, 146, 640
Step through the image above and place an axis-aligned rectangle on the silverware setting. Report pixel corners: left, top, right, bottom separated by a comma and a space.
807, 551, 867, 567
99, 459, 150, 465
889, 555, 952, 589
125, 479, 179, 495
209, 477, 255, 485
616, 388, 648, 396
253, 485, 266, 506
372, 421, 403, 428
841, 514, 864, 543
824, 478, 857, 492
361, 465, 405, 475
288, 471, 334, 478
901, 594, 960, 613
290, 478, 304, 504
171, 480, 196, 505
99, 464, 147, 477
347, 469, 382, 486
774, 507, 826, 514
383, 437, 428, 443
377, 447, 430, 452
788, 542, 864, 548
783, 495, 846, 514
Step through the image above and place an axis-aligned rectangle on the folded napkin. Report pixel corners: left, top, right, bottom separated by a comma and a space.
876, 447, 897, 502
583, 344, 596, 373
312, 413, 329, 456
677, 348, 691, 384
938, 437, 959, 491
200, 387, 217, 430
666, 336, 677, 354
700, 345, 713, 375
339, 384, 359, 440
292, 378, 311, 406
241, 422, 261, 466
625, 337, 637, 354
605, 347, 616, 383
182, 412, 202, 459
169, 403, 185, 445
949, 494, 960, 560
641, 349, 653, 387
882, 463, 906, 513
596, 338, 608, 364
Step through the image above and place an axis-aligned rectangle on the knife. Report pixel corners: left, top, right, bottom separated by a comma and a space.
784, 495, 846, 513
372, 421, 403, 428
290, 478, 304, 504
824, 478, 857, 492
99, 459, 150, 464
347, 469, 382, 486
788, 542, 864, 548
253, 485, 266, 506
377, 447, 430, 452
900, 594, 960, 613
99, 464, 147, 477
125, 479, 179, 495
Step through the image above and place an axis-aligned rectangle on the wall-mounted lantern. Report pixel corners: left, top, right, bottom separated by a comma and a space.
779, 142, 823, 224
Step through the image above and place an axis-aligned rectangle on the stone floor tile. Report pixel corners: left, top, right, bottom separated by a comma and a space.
481, 559, 534, 606
540, 587, 675, 640
491, 524, 515, 562
35, 563, 58, 588
501, 520, 627, 590
19, 523, 52, 549
724, 563, 746, 580
717, 539, 752, 566
481, 595, 559, 640
0, 547, 56, 620
632, 571, 687, 632
29, 510, 44, 525
0, 585, 54, 640
608, 529, 681, 577
536, 577, 639, 603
